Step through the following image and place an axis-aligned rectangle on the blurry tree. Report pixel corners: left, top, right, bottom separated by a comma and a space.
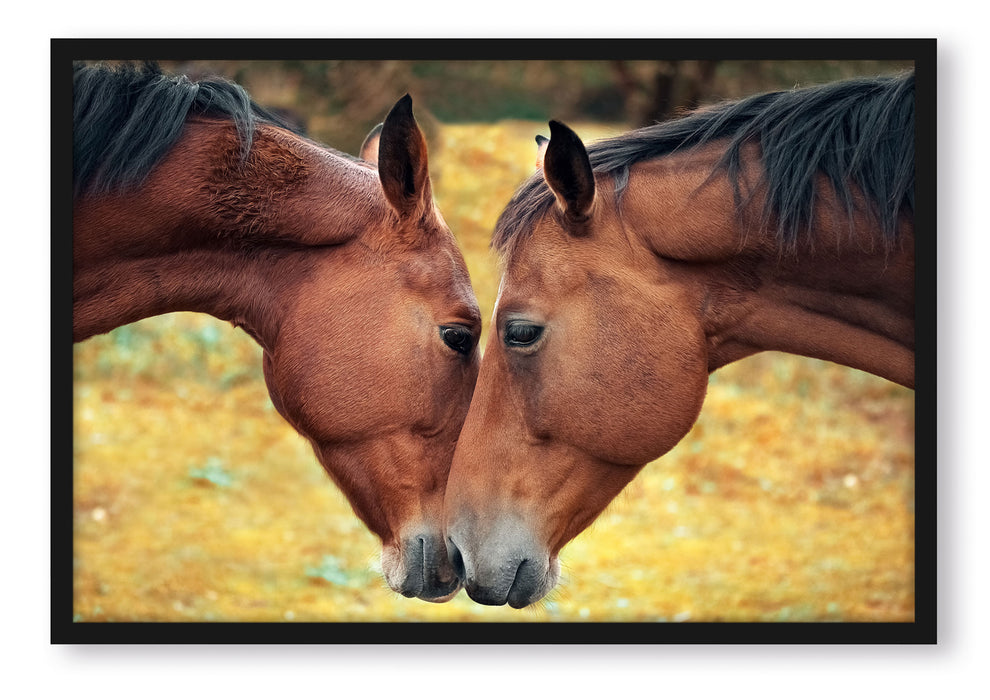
165, 60, 430, 156
155, 59, 915, 151
600, 59, 914, 127
610, 60, 720, 126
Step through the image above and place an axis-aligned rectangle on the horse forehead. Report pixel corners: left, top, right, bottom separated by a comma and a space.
500, 231, 597, 299
399, 241, 476, 302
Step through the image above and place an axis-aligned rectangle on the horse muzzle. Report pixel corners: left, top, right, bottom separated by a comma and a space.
381, 532, 461, 603
445, 516, 560, 608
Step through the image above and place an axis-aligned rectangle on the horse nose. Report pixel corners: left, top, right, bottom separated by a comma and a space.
445, 520, 557, 608
386, 532, 461, 602
446, 535, 467, 581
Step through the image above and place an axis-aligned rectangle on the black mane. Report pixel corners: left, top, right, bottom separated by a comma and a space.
73, 61, 302, 197
493, 71, 915, 256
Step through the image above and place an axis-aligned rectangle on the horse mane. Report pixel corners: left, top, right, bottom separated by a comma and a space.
493, 71, 915, 257
73, 61, 305, 197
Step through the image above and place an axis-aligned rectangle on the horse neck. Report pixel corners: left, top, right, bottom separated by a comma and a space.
622, 154, 915, 388
702, 224, 915, 388
72, 121, 383, 348
73, 243, 298, 350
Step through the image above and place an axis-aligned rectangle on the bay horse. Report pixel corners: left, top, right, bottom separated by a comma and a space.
444, 72, 915, 608
73, 62, 481, 602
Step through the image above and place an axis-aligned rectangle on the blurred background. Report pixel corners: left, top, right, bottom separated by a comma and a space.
158, 59, 913, 156
73, 59, 915, 623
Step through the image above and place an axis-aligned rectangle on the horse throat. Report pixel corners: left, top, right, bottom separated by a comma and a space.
699, 233, 916, 388
72, 243, 293, 350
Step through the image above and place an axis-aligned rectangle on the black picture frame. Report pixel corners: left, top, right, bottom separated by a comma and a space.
54, 37, 936, 645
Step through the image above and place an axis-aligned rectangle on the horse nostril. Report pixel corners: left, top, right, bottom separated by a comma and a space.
446, 536, 466, 581
507, 557, 540, 609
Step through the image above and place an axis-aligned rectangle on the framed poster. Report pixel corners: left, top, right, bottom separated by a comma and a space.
54, 38, 934, 644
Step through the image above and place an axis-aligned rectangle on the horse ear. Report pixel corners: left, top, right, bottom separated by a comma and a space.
543, 120, 594, 221
535, 134, 549, 169
359, 122, 383, 166
378, 95, 432, 219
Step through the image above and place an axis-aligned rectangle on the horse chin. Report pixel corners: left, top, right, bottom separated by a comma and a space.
505, 555, 560, 609
416, 587, 462, 604
380, 535, 461, 603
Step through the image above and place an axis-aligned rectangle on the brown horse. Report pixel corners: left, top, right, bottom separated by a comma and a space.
444, 72, 915, 607
73, 62, 481, 602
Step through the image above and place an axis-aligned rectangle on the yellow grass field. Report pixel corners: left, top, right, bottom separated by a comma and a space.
72, 121, 915, 623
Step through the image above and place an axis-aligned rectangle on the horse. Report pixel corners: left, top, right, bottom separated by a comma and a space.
73, 62, 481, 603
444, 71, 915, 608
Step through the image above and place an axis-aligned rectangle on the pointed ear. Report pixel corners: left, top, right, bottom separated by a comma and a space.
359, 122, 383, 165
535, 134, 549, 169
543, 120, 595, 220
378, 94, 431, 219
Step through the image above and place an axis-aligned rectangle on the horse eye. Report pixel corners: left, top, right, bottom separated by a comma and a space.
504, 321, 543, 348
440, 325, 474, 355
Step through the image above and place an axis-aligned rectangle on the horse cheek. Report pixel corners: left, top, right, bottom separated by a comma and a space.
597, 314, 708, 466
632, 312, 709, 461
